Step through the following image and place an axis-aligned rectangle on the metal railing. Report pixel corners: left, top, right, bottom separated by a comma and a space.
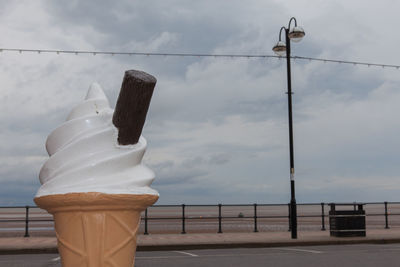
0, 201, 399, 237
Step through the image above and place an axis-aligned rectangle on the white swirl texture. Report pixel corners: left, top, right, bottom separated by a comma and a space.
36, 83, 158, 197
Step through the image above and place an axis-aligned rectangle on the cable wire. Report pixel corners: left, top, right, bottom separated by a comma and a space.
0, 47, 399, 69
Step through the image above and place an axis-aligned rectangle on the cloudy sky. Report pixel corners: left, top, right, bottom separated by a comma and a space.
1, 0, 400, 205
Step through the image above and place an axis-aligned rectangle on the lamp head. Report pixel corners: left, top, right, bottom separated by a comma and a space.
272, 41, 286, 56
288, 26, 305, 42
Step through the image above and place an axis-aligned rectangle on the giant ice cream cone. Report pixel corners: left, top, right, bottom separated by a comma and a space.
34, 70, 158, 267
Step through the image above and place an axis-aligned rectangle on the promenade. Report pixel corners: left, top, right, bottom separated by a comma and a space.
1, 228, 400, 254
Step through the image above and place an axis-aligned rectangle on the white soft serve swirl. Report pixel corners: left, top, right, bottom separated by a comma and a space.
35, 83, 158, 197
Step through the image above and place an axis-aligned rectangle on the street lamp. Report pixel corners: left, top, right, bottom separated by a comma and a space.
272, 17, 305, 239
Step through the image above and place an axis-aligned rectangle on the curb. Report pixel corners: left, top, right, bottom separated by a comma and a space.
137, 238, 400, 251
0, 247, 58, 255
1, 238, 400, 255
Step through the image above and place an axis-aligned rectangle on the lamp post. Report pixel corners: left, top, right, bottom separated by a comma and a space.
272, 17, 305, 239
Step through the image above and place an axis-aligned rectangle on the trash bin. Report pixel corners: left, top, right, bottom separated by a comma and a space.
329, 203, 366, 237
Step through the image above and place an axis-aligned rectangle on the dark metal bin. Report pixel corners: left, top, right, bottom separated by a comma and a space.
329, 203, 366, 237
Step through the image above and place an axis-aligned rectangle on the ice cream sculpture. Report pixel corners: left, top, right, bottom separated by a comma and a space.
34, 70, 159, 267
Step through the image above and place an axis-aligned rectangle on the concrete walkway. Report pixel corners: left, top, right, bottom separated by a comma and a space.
1, 229, 400, 254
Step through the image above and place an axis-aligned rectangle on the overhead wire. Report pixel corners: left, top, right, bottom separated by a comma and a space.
0, 47, 399, 69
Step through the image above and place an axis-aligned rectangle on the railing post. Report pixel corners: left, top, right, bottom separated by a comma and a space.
254, 203, 258, 232
144, 208, 149, 235
218, 204, 222, 233
384, 201, 389, 229
321, 202, 326, 231
288, 203, 291, 231
181, 204, 186, 234
24, 206, 30, 237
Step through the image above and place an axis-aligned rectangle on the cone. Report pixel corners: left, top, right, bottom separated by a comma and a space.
34, 192, 158, 267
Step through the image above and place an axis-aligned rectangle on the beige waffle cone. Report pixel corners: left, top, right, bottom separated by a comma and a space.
34, 192, 158, 267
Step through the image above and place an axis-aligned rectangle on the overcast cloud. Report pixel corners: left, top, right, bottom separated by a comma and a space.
1, 0, 400, 205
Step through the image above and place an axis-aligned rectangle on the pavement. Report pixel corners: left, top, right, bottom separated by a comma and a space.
1, 228, 400, 254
